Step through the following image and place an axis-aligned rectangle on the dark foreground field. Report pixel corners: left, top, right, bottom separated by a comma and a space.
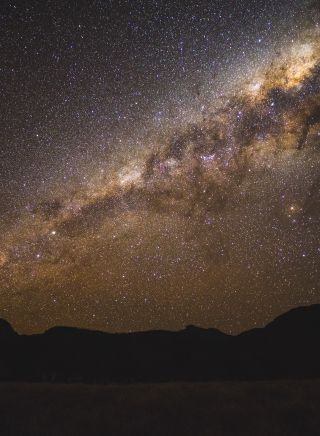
0, 380, 319, 436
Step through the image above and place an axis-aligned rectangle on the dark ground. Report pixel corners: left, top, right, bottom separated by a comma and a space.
0, 380, 319, 436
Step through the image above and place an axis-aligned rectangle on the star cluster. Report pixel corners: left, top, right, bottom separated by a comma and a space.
1, 0, 320, 333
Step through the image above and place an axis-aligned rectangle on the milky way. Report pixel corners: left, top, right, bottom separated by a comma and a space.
1, 1, 320, 333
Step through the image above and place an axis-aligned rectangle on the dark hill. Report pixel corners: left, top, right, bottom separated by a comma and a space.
1, 304, 320, 383
0, 319, 17, 339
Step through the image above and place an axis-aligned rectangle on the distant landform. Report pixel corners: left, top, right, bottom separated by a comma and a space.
1, 304, 320, 383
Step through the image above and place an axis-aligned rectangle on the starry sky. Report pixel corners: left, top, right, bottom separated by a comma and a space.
1, 0, 320, 334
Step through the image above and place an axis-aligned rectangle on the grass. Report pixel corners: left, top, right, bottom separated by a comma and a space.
0, 380, 319, 435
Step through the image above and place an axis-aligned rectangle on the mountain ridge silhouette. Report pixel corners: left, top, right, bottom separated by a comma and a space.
0, 304, 319, 383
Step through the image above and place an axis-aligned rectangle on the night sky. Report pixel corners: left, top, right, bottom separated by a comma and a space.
1, 0, 320, 334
